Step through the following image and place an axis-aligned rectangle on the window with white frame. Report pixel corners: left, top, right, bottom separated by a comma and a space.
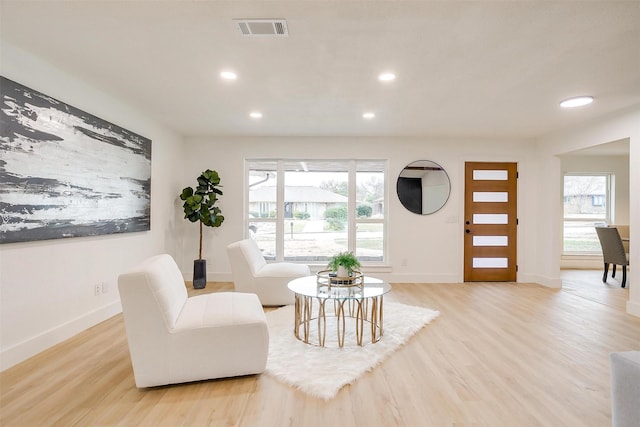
563, 173, 612, 253
246, 159, 386, 264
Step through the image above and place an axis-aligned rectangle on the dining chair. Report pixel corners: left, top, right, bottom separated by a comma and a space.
610, 224, 630, 254
595, 226, 630, 288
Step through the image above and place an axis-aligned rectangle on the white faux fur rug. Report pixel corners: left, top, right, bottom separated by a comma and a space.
264, 301, 440, 400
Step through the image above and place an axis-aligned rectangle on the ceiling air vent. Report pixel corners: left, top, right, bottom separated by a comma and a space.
234, 19, 288, 37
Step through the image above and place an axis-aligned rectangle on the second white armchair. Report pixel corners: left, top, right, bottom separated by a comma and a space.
227, 238, 311, 305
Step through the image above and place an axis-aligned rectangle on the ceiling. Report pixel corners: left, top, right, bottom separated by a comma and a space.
562, 138, 630, 157
1, 1, 640, 140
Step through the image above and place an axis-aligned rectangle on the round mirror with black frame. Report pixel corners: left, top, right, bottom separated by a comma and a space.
397, 160, 451, 215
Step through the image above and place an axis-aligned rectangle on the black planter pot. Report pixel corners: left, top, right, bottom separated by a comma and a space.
193, 259, 207, 289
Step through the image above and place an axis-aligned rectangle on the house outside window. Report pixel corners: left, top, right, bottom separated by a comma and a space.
563, 174, 612, 253
246, 159, 386, 264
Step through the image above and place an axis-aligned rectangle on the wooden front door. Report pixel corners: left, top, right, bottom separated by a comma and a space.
464, 162, 518, 282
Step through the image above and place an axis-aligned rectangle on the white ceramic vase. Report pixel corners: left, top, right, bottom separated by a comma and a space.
337, 265, 349, 277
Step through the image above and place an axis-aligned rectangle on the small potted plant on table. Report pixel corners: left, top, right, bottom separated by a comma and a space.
327, 251, 361, 278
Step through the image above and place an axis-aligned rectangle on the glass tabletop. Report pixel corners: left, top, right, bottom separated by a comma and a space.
288, 275, 392, 300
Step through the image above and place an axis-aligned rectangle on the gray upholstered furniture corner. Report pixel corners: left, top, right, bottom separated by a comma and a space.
610, 351, 640, 427
118, 254, 269, 388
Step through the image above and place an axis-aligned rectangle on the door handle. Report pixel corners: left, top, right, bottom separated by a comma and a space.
465, 229, 471, 234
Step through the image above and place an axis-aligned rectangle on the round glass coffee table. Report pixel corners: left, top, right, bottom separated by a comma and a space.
287, 275, 392, 347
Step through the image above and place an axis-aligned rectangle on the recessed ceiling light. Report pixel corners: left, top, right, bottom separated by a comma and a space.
362, 112, 375, 119
249, 111, 263, 119
560, 96, 594, 108
220, 71, 237, 80
378, 72, 396, 82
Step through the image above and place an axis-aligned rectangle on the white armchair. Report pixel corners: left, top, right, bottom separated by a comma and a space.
227, 238, 311, 306
117, 254, 269, 388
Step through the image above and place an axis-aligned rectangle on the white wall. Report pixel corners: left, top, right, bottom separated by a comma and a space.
0, 42, 185, 370
179, 136, 546, 285
536, 106, 640, 317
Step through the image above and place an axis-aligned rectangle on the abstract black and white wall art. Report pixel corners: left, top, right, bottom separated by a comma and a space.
0, 76, 152, 244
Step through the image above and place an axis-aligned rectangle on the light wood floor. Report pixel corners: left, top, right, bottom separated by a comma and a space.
1, 272, 638, 426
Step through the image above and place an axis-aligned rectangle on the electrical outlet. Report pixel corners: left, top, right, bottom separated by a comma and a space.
94, 283, 101, 296
401, 258, 408, 267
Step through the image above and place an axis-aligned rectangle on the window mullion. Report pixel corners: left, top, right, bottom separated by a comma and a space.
244, 165, 249, 239
348, 160, 356, 253
607, 174, 613, 224
276, 160, 284, 261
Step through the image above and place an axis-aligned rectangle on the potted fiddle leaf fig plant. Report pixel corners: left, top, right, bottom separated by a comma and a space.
327, 251, 361, 278
180, 169, 224, 289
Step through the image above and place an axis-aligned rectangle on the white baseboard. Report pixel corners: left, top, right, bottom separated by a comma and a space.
383, 273, 459, 283
191, 270, 460, 284
0, 301, 121, 372
208, 272, 233, 282
519, 273, 563, 288
560, 255, 602, 270
627, 300, 640, 318
180, 269, 233, 283
198, 269, 563, 287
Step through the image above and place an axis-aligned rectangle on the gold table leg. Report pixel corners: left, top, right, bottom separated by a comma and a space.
291, 293, 385, 347
370, 296, 384, 343
335, 299, 346, 348
355, 298, 364, 346
302, 296, 313, 343
318, 299, 327, 347
293, 294, 301, 340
